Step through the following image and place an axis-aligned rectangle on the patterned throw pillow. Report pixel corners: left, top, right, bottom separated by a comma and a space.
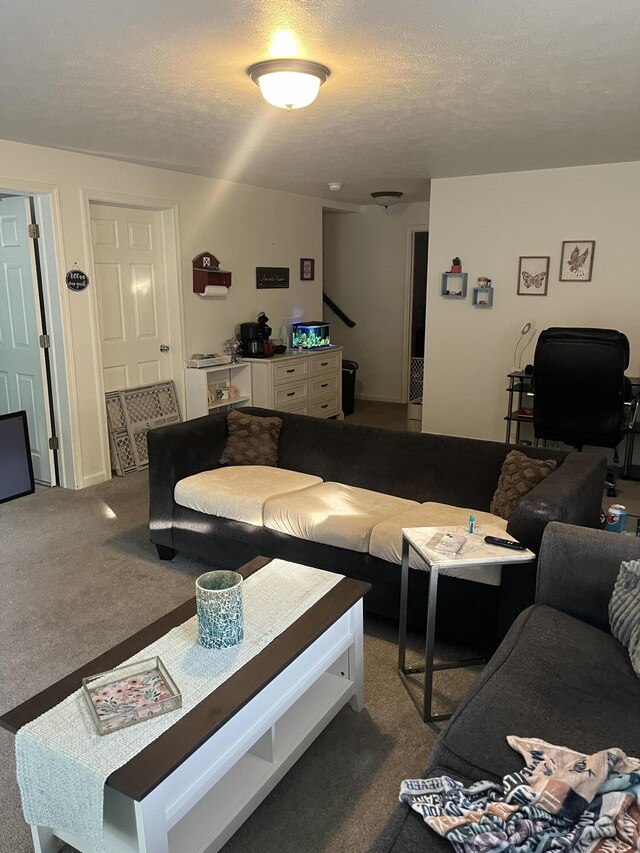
219, 410, 283, 467
490, 450, 557, 520
609, 559, 640, 654
630, 622, 640, 678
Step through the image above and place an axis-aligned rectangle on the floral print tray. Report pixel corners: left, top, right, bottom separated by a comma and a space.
82, 656, 182, 736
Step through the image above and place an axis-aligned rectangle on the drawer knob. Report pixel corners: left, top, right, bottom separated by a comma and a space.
320, 362, 328, 366
321, 403, 328, 409
286, 368, 295, 373
321, 383, 328, 388
287, 391, 295, 397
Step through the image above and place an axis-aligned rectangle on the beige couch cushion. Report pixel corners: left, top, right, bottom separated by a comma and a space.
264, 482, 419, 552
369, 502, 509, 585
174, 466, 322, 527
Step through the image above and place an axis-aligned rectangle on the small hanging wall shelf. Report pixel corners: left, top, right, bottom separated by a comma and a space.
193, 252, 232, 298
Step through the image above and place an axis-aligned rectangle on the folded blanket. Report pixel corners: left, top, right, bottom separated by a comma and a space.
400, 737, 640, 853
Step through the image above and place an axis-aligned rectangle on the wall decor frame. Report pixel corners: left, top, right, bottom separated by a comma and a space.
300, 258, 315, 281
559, 241, 595, 281
517, 256, 549, 296
256, 267, 289, 289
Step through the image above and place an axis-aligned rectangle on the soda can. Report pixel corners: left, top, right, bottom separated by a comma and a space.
606, 504, 627, 533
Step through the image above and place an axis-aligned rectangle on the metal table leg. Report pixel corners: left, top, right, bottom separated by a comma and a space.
397, 536, 485, 723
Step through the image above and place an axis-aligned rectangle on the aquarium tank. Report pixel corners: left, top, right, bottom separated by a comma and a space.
291, 322, 331, 349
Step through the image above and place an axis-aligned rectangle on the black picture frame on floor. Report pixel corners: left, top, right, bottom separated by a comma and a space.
0, 410, 35, 503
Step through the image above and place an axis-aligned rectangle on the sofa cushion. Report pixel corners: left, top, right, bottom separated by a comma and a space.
174, 466, 322, 527
369, 503, 509, 585
490, 449, 557, 520
264, 482, 419, 552
219, 409, 283, 467
429, 604, 640, 784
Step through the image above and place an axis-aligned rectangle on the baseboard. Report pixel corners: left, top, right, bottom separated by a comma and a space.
356, 394, 405, 404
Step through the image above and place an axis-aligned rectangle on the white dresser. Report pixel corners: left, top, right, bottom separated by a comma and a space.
250, 346, 343, 418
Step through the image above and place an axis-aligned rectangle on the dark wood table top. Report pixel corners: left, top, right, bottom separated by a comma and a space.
0, 557, 370, 801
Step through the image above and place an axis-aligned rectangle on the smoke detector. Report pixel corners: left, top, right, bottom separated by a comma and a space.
328, 182, 343, 191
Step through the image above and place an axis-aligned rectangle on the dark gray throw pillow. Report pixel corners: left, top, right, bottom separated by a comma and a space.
609, 559, 640, 657
219, 409, 283, 467
490, 449, 557, 520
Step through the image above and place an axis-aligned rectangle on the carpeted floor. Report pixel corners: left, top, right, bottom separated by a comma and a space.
0, 473, 480, 853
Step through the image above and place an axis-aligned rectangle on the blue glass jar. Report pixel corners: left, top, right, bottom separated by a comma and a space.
195, 571, 244, 649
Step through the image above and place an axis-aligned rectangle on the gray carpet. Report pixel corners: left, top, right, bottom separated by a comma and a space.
0, 473, 480, 853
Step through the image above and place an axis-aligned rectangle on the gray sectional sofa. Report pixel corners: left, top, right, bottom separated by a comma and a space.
148, 408, 606, 645
372, 522, 640, 852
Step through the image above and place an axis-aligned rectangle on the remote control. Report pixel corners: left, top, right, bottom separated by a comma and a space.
484, 535, 526, 551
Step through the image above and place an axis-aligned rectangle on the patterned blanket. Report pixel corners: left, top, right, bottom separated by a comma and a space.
400, 737, 640, 852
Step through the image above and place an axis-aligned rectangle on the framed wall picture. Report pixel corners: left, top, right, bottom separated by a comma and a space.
517, 256, 550, 296
256, 267, 289, 289
559, 241, 595, 281
300, 258, 315, 281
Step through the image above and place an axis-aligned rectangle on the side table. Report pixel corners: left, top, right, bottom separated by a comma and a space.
398, 526, 536, 723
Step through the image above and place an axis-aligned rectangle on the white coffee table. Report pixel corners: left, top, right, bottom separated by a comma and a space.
397, 526, 535, 723
2, 558, 370, 853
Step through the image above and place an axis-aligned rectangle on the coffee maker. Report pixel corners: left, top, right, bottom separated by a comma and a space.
240, 312, 273, 358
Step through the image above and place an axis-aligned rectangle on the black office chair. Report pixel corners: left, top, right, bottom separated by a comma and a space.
533, 327, 635, 496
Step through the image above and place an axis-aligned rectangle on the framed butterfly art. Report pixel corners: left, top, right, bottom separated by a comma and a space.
517, 256, 550, 296
559, 241, 595, 281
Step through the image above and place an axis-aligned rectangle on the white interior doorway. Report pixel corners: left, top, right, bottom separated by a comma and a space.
84, 195, 185, 480
403, 228, 428, 430
90, 203, 173, 393
0, 194, 57, 484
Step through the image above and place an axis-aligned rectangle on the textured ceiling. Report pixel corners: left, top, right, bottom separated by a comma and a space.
1, 0, 639, 204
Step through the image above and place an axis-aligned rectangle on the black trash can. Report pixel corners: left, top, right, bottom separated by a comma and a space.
342, 360, 359, 416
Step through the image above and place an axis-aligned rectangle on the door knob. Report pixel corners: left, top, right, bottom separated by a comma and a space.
160, 344, 170, 352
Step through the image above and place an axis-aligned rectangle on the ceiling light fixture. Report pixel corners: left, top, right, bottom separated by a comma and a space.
247, 59, 330, 110
371, 191, 404, 209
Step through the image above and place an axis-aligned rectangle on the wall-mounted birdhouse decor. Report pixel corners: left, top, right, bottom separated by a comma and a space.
192, 252, 232, 298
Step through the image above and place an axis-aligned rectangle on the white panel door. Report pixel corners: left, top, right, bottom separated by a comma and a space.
90, 204, 171, 393
0, 196, 53, 484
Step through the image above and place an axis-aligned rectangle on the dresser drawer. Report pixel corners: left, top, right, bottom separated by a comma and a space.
310, 374, 338, 399
274, 382, 308, 406
309, 351, 340, 377
274, 360, 308, 384
278, 400, 309, 415
311, 395, 340, 417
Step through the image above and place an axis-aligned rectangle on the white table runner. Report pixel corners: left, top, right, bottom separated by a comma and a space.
16, 560, 342, 852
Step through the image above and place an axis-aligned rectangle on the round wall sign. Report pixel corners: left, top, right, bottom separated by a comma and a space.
66, 269, 89, 291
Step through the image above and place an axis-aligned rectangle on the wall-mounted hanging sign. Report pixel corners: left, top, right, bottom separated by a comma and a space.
300, 258, 315, 281
65, 267, 89, 292
192, 252, 232, 297
256, 267, 289, 289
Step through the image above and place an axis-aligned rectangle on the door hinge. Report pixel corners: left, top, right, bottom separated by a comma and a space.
39, 334, 50, 349
28, 223, 40, 239
48, 436, 59, 451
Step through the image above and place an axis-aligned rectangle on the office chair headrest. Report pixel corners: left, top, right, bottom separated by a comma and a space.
538, 327, 630, 370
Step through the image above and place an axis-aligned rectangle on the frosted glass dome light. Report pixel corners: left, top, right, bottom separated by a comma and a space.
248, 59, 330, 110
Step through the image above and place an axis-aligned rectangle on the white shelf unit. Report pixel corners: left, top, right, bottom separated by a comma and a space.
184, 362, 252, 420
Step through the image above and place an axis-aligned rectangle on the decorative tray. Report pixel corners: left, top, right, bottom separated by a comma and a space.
82, 656, 182, 736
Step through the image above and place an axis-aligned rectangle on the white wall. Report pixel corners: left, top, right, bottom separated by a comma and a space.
423, 161, 640, 440
323, 203, 429, 402
0, 139, 324, 487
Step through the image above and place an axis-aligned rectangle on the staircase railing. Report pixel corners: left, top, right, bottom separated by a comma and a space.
323, 293, 356, 328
